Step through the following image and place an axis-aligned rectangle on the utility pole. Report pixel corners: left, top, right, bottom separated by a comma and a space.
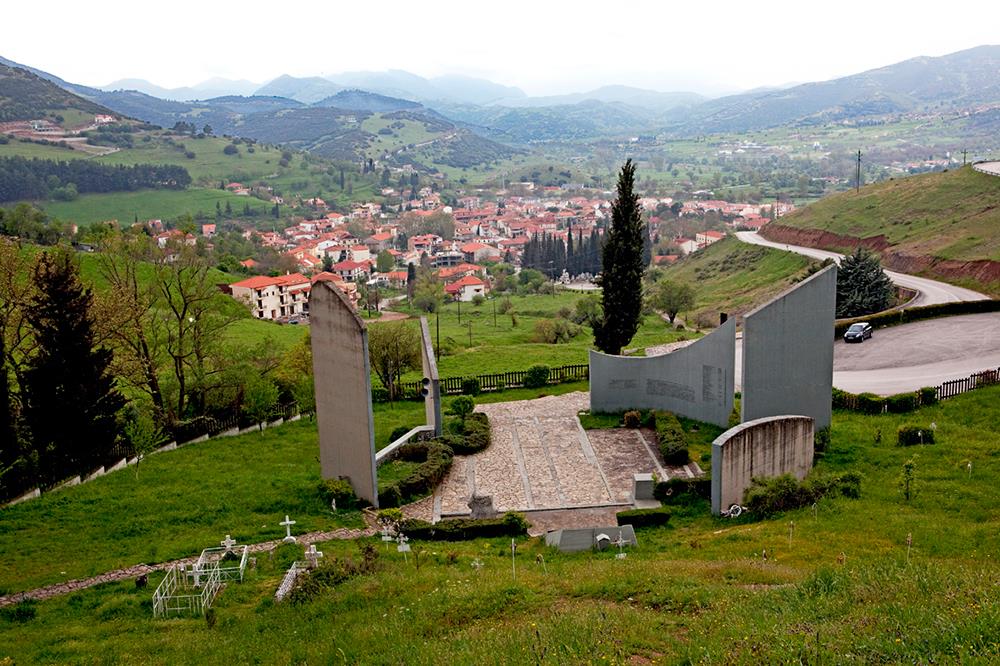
856, 150, 862, 194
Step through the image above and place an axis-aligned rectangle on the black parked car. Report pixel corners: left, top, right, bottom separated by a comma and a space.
843, 322, 873, 343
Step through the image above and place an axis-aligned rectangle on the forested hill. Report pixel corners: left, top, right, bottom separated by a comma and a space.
0, 63, 112, 122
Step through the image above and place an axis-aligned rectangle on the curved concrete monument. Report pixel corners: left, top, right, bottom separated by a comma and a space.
589, 318, 736, 428
310, 280, 379, 506
711, 414, 814, 514
741, 264, 836, 430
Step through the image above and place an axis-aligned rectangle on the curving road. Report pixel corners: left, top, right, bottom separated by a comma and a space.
735, 231, 989, 306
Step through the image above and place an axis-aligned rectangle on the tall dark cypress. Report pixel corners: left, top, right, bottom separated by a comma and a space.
23, 250, 124, 482
566, 230, 575, 277
593, 160, 645, 355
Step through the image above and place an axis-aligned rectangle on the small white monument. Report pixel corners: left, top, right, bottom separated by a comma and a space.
280, 515, 297, 544
221, 535, 236, 552
305, 544, 324, 569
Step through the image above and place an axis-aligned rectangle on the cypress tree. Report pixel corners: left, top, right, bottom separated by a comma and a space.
566, 230, 575, 277
23, 250, 124, 482
593, 160, 645, 355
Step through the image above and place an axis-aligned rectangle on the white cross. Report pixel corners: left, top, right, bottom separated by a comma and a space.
305, 544, 324, 569
221, 534, 236, 551
280, 515, 297, 543
396, 533, 410, 552
381, 527, 394, 542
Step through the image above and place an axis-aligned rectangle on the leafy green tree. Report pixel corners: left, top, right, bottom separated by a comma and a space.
243, 376, 280, 432
593, 160, 645, 355
376, 250, 394, 273
123, 404, 166, 479
650, 279, 695, 324
368, 321, 421, 402
23, 249, 125, 482
412, 271, 444, 313
836, 247, 893, 318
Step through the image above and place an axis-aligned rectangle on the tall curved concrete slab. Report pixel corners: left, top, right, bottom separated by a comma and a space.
711, 415, 814, 514
589, 318, 735, 427
742, 264, 836, 430
310, 280, 379, 507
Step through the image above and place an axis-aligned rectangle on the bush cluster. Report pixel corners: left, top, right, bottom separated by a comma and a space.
655, 411, 690, 465
442, 413, 491, 455
833, 387, 940, 415
398, 512, 529, 541
898, 425, 936, 446
743, 472, 862, 516
616, 506, 671, 528
532, 318, 582, 344
654, 478, 711, 504
289, 543, 379, 604
317, 478, 364, 510
622, 410, 642, 428
378, 440, 454, 507
524, 364, 550, 388
461, 378, 481, 396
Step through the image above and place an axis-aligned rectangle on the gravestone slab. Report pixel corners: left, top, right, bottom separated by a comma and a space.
467, 494, 497, 519
742, 264, 836, 429
545, 525, 638, 553
310, 280, 379, 506
632, 473, 654, 501
589, 318, 735, 427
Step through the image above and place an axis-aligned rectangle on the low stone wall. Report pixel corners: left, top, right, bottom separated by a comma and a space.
711, 415, 814, 515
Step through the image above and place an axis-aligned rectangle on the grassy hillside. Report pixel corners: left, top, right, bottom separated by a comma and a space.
656, 236, 818, 324
40, 188, 270, 226
775, 166, 1000, 262
1, 384, 998, 662
0, 63, 110, 124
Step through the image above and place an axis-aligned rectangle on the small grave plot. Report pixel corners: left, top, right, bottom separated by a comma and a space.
151, 535, 248, 617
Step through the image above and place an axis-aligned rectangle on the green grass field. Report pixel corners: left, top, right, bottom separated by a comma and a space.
1, 384, 998, 662
379, 291, 695, 381
656, 236, 819, 324
39, 188, 271, 226
0, 138, 83, 160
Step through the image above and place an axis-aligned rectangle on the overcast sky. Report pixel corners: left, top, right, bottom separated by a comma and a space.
5, 0, 998, 96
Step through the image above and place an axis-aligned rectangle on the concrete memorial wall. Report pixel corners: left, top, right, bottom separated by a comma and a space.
419, 317, 442, 437
711, 415, 814, 514
741, 264, 837, 430
310, 280, 379, 506
589, 318, 736, 428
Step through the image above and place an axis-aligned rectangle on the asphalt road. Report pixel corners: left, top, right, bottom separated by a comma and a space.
735, 231, 989, 306
733, 313, 1000, 395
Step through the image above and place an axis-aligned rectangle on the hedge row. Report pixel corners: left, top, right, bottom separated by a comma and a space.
898, 425, 936, 446
833, 387, 938, 414
743, 471, 861, 516
616, 506, 671, 528
443, 413, 491, 455
834, 299, 1000, 338
654, 478, 711, 504
654, 411, 690, 465
398, 512, 529, 541
378, 440, 453, 508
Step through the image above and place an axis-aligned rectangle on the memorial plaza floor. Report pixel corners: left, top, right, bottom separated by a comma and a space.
403, 392, 703, 530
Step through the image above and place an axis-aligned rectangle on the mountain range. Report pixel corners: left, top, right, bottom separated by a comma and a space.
3, 44, 1000, 163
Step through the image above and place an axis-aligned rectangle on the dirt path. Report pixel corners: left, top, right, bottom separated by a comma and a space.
0, 524, 375, 608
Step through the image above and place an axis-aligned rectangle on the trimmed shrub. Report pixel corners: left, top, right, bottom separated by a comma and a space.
445, 413, 491, 455
388, 425, 410, 444
855, 393, 886, 415
898, 425, 935, 446
623, 410, 642, 428
654, 478, 711, 504
397, 511, 529, 541
886, 393, 918, 413
378, 440, 454, 507
615, 506, 670, 529
831, 388, 853, 410
919, 386, 939, 406
655, 411, 690, 465
524, 364, 550, 389
616, 506, 671, 528
450, 395, 475, 420
318, 478, 364, 510
814, 426, 831, 456
461, 378, 481, 396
